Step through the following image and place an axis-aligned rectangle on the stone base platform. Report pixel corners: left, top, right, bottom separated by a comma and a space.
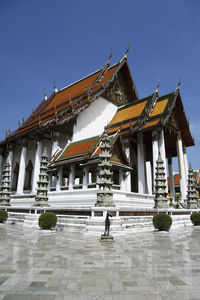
100, 235, 114, 241
1, 205, 199, 235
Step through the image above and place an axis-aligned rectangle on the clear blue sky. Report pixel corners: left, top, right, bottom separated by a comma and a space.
0, 0, 199, 170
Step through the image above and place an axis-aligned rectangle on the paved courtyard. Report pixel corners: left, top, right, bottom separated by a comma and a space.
0, 224, 200, 300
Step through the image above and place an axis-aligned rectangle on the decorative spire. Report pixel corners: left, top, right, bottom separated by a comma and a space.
18, 120, 21, 128
187, 162, 198, 209
8, 129, 11, 136
95, 130, 115, 207
124, 44, 130, 60
22, 117, 24, 124
0, 157, 11, 206
6, 131, 8, 138
34, 147, 49, 206
154, 152, 168, 209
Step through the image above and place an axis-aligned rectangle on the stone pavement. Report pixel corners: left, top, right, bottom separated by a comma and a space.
0, 224, 200, 300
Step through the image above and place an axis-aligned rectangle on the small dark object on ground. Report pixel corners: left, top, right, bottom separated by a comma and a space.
103, 212, 112, 236
190, 212, 200, 226
39, 212, 57, 230
0, 210, 8, 223
153, 213, 172, 231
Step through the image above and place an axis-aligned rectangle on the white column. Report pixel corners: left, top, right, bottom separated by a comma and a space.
183, 147, 188, 182
152, 131, 159, 191
137, 132, 146, 194
32, 140, 42, 193
119, 169, 124, 190
51, 131, 60, 157
56, 167, 62, 192
125, 144, 131, 192
17, 145, 27, 194
177, 134, 187, 200
69, 164, 75, 191
146, 161, 152, 195
83, 166, 89, 190
168, 156, 175, 198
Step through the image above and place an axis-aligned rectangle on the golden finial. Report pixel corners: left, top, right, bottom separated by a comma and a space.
107, 50, 113, 65
6, 130, 8, 138
32, 109, 34, 114
155, 78, 160, 94
124, 44, 130, 60
176, 78, 181, 91
18, 120, 21, 128
9, 128, 11, 136
22, 117, 24, 123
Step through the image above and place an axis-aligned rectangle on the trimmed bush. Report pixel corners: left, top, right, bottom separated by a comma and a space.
39, 212, 57, 230
153, 213, 172, 231
0, 210, 8, 223
190, 212, 200, 226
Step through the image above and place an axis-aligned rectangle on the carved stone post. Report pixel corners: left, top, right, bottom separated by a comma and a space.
96, 131, 115, 207
187, 162, 198, 209
0, 157, 11, 206
34, 147, 49, 206
154, 152, 168, 209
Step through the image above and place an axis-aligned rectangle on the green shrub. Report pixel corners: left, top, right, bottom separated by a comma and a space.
39, 212, 57, 230
153, 213, 172, 231
0, 210, 8, 223
190, 212, 200, 226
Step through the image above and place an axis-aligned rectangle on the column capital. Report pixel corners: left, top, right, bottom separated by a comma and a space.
177, 131, 182, 140
51, 131, 60, 142
19, 137, 28, 147
152, 130, 160, 141
7, 143, 15, 152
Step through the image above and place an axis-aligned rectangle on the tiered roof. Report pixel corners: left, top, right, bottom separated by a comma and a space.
49, 133, 130, 169
1, 57, 138, 144
107, 90, 194, 147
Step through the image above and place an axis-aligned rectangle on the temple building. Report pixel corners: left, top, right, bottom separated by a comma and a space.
0, 54, 194, 209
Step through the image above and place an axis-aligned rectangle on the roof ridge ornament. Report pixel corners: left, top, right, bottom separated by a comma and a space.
155, 78, 160, 94
107, 50, 113, 66
176, 78, 181, 92
54, 80, 58, 93
43, 89, 47, 100
124, 44, 130, 60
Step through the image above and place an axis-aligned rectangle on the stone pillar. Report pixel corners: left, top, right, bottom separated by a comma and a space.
183, 146, 188, 182
168, 156, 175, 198
137, 132, 146, 194
158, 129, 167, 190
146, 161, 152, 195
32, 140, 42, 193
51, 132, 60, 157
69, 164, 75, 191
177, 133, 187, 201
119, 169, 124, 190
56, 167, 63, 192
83, 166, 89, 190
7, 144, 14, 170
152, 130, 159, 193
17, 140, 27, 194
124, 141, 131, 192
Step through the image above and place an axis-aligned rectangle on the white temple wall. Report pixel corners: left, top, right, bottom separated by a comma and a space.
72, 96, 118, 142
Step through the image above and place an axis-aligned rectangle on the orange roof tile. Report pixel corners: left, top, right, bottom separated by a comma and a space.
60, 136, 100, 159
107, 120, 136, 134
142, 119, 160, 129
109, 101, 147, 125
151, 99, 168, 117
